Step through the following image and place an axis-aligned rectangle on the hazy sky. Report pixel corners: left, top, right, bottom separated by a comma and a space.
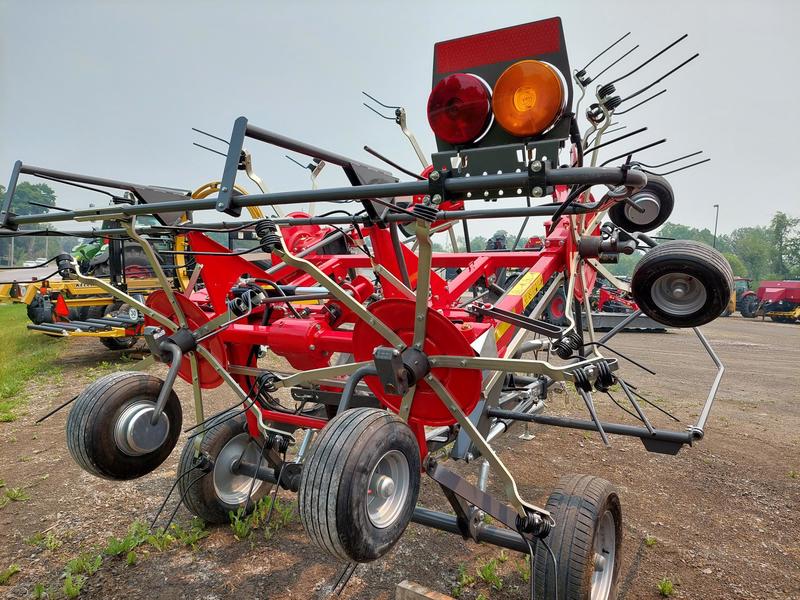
1, 0, 798, 238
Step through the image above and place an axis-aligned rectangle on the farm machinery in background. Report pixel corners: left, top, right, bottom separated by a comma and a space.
0, 18, 732, 600
744, 279, 800, 323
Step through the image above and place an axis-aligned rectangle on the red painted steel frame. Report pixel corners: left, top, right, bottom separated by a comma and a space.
171, 187, 602, 443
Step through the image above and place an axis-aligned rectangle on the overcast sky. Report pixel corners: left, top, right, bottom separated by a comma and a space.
1, 0, 798, 238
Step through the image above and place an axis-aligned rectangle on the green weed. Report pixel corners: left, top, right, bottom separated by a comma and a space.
26, 531, 61, 551
789, 470, 798, 479
62, 574, 86, 599
125, 551, 137, 566
4, 487, 30, 502
144, 528, 175, 552
31, 582, 49, 599
477, 558, 503, 590
169, 519, 209, 550
498, 549, 508, 563
229, 507, 252, 540
64, 553, 102, 577
657, 577, 674, 597
0, 563, 21, 585
451, 563, 476, 598
645, 534, 658, 548
516, 554, 531, 582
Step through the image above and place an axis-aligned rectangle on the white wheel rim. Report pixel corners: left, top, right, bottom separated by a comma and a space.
590, 510, 616, 600
213, 433, 265, 505
624, 192, 660, 226
366, 450, 410, 529
114, 401, 169, 456
651, 273, 707, 316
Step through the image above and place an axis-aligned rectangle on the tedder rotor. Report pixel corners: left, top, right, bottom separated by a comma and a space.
0, 17, 732, 600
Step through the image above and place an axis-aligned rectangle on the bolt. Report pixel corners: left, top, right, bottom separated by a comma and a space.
217, 202, 225, 209
309, 344, 316, 351
429, 170, 440, 181
531, 160, 542, 172
221, 186, 228, 192
532, 187, 544, 197
431, 194, 442, 205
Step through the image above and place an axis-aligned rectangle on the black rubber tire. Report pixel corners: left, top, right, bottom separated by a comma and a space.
534, 474, 622, 600
544, 288, 569, 326
299, 407, 420, 562
608, 174, 673, 233
178, 413, 270, 524
739, 294, 759, 318
631, 240, 733, 328
88, 303, 138, 350
26, 294, 53, 324
66, 371, 182, 480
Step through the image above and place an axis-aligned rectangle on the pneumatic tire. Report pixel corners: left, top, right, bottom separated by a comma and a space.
534, 475, 622, 600
178, 413, 271, 524
631, 240, 733, 328
66, 371, 182, 480
608, 174, 673, 233
299, 407, 420, 562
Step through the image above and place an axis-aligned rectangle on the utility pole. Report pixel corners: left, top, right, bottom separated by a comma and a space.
712, 204, 720, 248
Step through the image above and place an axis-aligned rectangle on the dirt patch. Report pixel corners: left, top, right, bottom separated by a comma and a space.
0, 316, 798, 599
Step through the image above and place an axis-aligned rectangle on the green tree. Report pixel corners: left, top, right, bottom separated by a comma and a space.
768, 212, 800, 278
728, 226, 771, 283
1, 182, 56, 216
723, 252, 748, 277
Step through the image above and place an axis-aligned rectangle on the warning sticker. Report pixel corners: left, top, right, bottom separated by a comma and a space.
494, 271, 544, 342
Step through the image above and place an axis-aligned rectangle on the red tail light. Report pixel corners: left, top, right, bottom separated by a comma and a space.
426, 73, 492, 145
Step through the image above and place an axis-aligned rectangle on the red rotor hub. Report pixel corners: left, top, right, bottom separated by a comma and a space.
144, 290, 228, 389
352, 298, 481, 427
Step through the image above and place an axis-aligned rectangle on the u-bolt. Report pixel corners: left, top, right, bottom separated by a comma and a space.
150, 341, 183, 426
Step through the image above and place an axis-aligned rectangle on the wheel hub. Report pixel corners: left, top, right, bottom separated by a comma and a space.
213, 433, 265, 505
114, 401, 170, 456
590, 510, 616, 600
367, 450, 410, 529
651, 273, 706, 316
624, 192, 660, 226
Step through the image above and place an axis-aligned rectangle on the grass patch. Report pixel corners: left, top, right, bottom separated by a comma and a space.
0, 305, 62, 422
0, 563, 21, 585
657, 577, 674, 597
476, 558, 503, 591
451, 563, 476, 598
645, 534, 658, 548
26, 531, 62, 551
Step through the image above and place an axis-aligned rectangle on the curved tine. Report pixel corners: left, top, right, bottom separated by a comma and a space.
621, 53, 699, 104
191, 127, 230, 145
637, 150, 703, 168
579, 31, 631, 72
593, 44, 640, 81
363, 102, 395, 121
599, 138, 667, 167
607, 33, 688, 86
615, 89, 667, 115
651, 158, 711, 176
362, 91, 401, 110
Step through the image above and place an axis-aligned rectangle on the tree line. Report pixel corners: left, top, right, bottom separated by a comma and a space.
0, 182, 76, 266
608, 212, 800, 286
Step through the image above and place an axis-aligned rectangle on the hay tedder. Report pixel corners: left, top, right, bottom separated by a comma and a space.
0, 18, 732, 599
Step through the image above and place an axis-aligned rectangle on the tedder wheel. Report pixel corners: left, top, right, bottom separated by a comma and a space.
631, 240, 733, 328
299, 407, 420, 562
178, 413, 271, 524
66, 372, 182, 480
534, 475, 622, 600
608, 174, 674, 233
